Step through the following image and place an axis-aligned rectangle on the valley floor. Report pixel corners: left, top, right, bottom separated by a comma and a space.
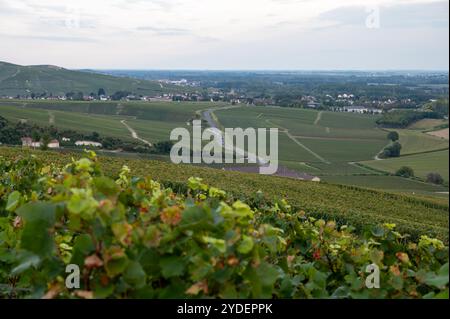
0, 100, 448, 200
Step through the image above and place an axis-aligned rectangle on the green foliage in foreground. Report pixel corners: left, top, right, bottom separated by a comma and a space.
1, 147, 449, 241
0, 152, 448, 299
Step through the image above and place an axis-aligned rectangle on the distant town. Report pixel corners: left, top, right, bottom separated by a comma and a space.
0, 83, 426, 116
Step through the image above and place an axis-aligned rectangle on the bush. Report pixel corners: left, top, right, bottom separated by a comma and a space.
152, 140, 174, 155
395, 166, 414, 178
376, 110, 441, 128
381, 142, 402, 158
0, 152, 448, 299
427, 173, 444, 185
387, 131, 399, 142
425, 99, 449, 117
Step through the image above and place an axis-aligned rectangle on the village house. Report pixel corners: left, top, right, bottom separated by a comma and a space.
343, 106, 383, 114
307, 102, 321, 109
75, 140, 102, 147
21, 137, 41, 148
22, 137, 60, 148
21, 137, 32, 147
48, 139, 60, 149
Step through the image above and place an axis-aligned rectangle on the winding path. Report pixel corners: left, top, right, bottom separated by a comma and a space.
48, 111, 55, 125
199, 104, 323, 179
203, 106, 330, 165
314, 111, 323, 125
201, 105, 269, 165
374, 141, 392, 160
265, 119, 330, 164
120, 120, 152, 147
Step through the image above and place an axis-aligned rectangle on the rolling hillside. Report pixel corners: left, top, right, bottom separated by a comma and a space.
0, 61, 176, 96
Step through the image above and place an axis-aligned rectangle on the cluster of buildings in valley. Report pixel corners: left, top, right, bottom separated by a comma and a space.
21, 137, 102, 149
0, 91, 245, 103
21, 137, 60, 149
0, 86, 420, 116
158, 79, 201, 87
331, 106, 383, 114
1, 94, 159, 102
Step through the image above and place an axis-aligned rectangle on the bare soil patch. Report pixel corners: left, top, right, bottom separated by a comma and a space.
427, 128, 449, 140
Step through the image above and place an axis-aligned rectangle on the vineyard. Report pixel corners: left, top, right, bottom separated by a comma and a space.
1, 99, 448, 197
1, 147, 449, 241
0, 150, 448, 299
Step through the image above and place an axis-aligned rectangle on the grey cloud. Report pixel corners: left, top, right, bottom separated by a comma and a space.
26, 3, 68, 12
270, 0, 312, 3
0, 0, 28, 15
113, 0, 182, 11
319, 1, 449, 29
1, 34, 99, 43
0, 1, 66, 16
31, 35, 98, 43
37, 17, 97, 29
136, 26, 191, 36
136, 25, 219, 42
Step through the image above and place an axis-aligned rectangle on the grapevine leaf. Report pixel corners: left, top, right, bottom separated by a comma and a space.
16, 202, 56, 257
160, 256, 185, 278
71, 234, 95, 266
237, 235, 254, 254
124, 261, 147, 288
6, 191, 20, 212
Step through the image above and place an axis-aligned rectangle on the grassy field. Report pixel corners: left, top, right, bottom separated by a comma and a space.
0, 100, 225, 144
216, 106, 385, 139
1, 146, 448, 241
215, 106, 386, 163
214, 105, 449, 196
0, 99, 225, 120
1, 100, 448, 197
298, 137, 387, 162
362, 150, 449, 183
0, 104, 133, 139
388, 129, 449, 155
408, 118, 449, 130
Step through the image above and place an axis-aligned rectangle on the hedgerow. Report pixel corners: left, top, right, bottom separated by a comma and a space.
0, 151, 448, 299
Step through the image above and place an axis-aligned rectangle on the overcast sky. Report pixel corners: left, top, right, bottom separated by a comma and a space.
0, 0, 448, 70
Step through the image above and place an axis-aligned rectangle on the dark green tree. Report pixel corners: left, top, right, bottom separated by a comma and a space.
91, 132, 100, 142
387, 131, 399, 142
40, 133, 51, 151
31, 131, 41, 142
395, 166, 414, 178
426, 173, 444, 185
98, 88, 106, 96
73, 91, 84, 101
153, 141, 174, 154
382, 141, 402, 158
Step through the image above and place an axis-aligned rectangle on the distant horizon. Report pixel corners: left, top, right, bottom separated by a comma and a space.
3, 61, 449, 73
85, 68, 450, 73
23, 66, 450, 72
